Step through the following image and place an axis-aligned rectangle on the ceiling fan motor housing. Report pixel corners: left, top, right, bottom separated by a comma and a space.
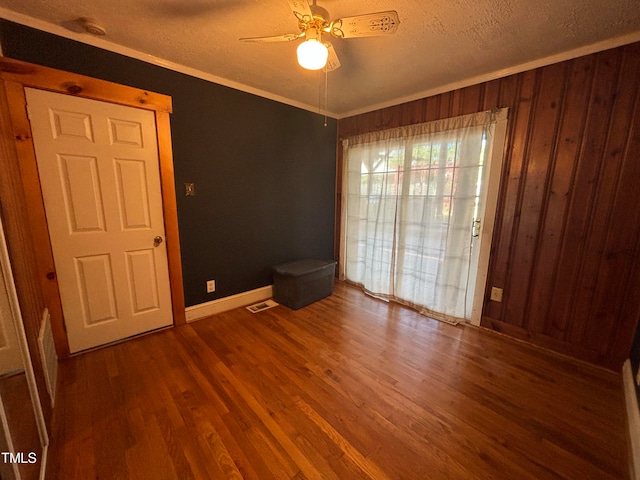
309, 4, 330, 23
297, 3, 330, 34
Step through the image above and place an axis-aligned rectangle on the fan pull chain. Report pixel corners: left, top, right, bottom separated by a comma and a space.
318, 70, 323, 116
324, 67, 328, 127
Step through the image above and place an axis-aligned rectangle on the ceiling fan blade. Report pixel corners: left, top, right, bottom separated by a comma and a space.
240, 33, 302, 42
287, 0, 313, 22
325, 43, 341, 72
330, 11, 400, 38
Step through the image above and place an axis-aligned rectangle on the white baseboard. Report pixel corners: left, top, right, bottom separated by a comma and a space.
623, 359, 640, 480
185, 285, 273, 322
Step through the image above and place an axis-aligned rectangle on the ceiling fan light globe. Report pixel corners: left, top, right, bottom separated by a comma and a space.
297, 39, 329, 70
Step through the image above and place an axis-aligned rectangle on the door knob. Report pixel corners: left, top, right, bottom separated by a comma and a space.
154, 236, 163, 247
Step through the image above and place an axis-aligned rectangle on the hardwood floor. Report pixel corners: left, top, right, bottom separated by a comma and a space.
46, 282, 628, 479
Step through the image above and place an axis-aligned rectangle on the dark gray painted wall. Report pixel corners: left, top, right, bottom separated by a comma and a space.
0, 20, 337, 307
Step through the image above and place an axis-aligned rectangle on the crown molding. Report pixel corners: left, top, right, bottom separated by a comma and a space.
0, 8, 339, 118
338, 31, 640, 119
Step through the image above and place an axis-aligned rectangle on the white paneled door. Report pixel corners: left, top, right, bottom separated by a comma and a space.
26, 88, 173, 353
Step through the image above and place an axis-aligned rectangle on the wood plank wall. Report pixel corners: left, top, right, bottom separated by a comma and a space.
336, 42, 640, 370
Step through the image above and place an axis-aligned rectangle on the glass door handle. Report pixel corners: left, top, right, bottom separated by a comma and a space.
472, 219, 481, 238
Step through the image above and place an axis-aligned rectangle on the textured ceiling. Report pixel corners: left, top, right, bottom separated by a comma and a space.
0, 0, 639, 117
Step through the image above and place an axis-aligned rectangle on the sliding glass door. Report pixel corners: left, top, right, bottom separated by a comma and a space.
341, 109, 508, 325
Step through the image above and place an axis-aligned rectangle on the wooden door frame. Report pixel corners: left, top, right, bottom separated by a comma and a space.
0, 57, 186, 358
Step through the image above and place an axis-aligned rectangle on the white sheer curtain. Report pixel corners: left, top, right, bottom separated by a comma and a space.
340, 110, 501, 324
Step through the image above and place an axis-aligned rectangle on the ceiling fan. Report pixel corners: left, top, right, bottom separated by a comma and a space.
240, 0, 400, 71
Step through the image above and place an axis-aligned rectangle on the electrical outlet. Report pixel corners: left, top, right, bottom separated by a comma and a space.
490, 287, 503, 302
206, 280, 215, 293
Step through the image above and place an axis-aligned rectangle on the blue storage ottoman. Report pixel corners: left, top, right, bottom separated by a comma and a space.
272, 259, 336, 310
